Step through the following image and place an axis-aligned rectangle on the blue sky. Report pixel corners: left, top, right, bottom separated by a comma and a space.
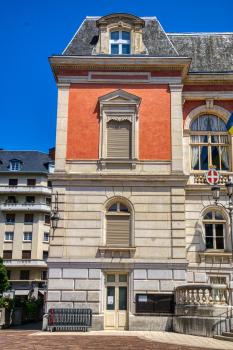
1, 0, 233, 154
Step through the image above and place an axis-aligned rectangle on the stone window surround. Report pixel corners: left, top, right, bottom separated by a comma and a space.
95, 14, 146, 55
100, 196, 135, 253
98, 89, 141, 171
183, 102, 232, 175
199, 205, 231, 255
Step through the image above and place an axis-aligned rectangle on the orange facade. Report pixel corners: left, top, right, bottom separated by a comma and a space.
67, 83, 171, 160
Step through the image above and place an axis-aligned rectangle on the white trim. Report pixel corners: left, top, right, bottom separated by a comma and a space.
109, 30, 131, 55
183, 91, 233, 100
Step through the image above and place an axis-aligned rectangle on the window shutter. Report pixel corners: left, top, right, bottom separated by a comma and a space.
9, 179, 18, 186
25, 214, 33, 223
45, 215, 50, 224
27, 179, 36, 186
22, 250, 31, 259
107, 121, 131, 158
6, 214, 15, 221
106, 215, 130, 245
3, 250, 12, 259
20, 270, 30, 280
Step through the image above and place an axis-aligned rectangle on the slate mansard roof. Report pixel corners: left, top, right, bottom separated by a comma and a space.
0, 151, 53, 173
62, 16, 233, 73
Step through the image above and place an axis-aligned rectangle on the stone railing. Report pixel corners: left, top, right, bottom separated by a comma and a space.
176, 284, 228, 305
194, 174, 229, 184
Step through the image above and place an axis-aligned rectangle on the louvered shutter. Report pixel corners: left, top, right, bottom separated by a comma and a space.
106, 215, 130, 245
107, 121, 131, 158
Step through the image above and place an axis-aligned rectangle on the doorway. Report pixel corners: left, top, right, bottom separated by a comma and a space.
104, 273, 128, 330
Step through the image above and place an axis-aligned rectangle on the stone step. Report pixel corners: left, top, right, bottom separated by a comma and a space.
214, 335, 233, 342
222, 332, 233, 337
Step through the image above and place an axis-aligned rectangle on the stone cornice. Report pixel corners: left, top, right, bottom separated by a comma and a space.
184, 72, 233, 85
49, 56, 191, 82
183, 91, 233, 100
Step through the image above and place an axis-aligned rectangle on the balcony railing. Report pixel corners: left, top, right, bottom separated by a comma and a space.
176, 284, 228, 305
3, 259, 47, 267
0, 186, 52, 194
1, 203, 51, 212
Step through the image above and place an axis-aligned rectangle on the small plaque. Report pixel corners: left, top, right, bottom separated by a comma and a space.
107, 296, 114, 305
138, 295, 147, 302
205, 169, 220, 185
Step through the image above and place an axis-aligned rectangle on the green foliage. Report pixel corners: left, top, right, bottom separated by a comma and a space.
14, 296, 27, 307
5, 195, 18, 203
26, 298, 38, 317
0, 297, 14, 311
0, 257, 10, 293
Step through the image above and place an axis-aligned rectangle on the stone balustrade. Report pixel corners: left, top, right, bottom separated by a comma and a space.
176, 284, 228, 305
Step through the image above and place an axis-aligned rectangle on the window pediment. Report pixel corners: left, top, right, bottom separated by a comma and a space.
99, 89, 141, 109
94, 13, 146, 55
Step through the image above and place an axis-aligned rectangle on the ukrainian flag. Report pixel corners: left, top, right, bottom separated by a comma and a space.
226, 112, 233, 134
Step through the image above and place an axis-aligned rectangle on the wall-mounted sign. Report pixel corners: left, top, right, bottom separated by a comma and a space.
138, 295, 147, 302
205, 169, 220, 185
3, 291, 14, 299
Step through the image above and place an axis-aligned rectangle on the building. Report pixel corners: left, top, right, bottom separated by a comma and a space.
0, 150, 54, 298
46, 13, 233, 333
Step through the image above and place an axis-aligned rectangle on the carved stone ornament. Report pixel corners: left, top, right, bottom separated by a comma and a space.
107, 116, 132, 122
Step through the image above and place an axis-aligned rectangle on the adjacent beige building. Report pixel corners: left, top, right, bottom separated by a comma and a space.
0, 150, 54, 298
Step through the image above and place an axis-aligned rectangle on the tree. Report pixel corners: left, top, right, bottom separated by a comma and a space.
0, 257, 10, 293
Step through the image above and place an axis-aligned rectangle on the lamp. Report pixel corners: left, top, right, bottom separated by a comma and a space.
211, 185, 220, 202
50, 191, 59, 231
226, 181, 233, 196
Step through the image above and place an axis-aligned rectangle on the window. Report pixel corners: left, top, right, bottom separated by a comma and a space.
23, 232, 32, 241
44, 215, 50, 225
24, 214, 33, 224
10, 160, 21, 171
20, 270, 30, 280
27, 179, 36, 186
110, 31, 130, 54
203, 210, 226, 250
25, 196, 35, 203
22, 250, 31, 259
6, 270, 11, 280
43, 232, 49, 242
47, 180, 52, 188
210, 277, 226, 302
107, 121, 132, 158
136, 294, 174, 314
106, 202, 130, 245
41, 270, 47, 280
45, 197, 51, 205
9, 179, 18, 186
6, 214, 15, 223
43, 251, 48, 260
5, 232, 13, 241
3, 250, 12, 259
190, 115, 230, 171
6, 195, 18, 203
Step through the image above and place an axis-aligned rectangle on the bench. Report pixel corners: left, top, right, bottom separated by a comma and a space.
47, 308, 92, 332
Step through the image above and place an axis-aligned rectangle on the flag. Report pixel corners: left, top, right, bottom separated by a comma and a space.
226, 112, 233, 134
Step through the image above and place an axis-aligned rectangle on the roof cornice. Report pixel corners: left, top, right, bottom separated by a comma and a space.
49, 56, 191, 82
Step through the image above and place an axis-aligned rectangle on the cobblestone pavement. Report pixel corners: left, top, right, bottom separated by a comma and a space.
0, 330, 229, 350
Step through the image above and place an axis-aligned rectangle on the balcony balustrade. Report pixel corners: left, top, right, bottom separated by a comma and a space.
1, 203, 51, 212
176, 284, 228, 305
3, 259, 47, 267
0, 186, 52, 195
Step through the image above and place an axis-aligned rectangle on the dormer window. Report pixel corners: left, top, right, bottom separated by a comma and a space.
10, 160, 21, 171
110, 31, 130, 54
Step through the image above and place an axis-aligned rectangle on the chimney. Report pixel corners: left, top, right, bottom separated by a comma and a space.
49, 147, 55, 161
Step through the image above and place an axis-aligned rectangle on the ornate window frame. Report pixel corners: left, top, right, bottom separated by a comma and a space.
98, 89, 141, 170
183, 102, 232, 175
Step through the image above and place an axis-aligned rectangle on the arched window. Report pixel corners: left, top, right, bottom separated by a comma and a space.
106, 202, 130, 245
190, 114, 230, 171
203, 210, 226, 250
110, 31, 130, 54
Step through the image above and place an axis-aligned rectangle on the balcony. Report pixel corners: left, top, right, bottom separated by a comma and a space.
0, 186, 52, 195
1, 203, 51, 212
3, 259, 47, 268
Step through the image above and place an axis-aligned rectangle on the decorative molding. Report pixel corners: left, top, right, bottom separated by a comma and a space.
184, 104, 231, 130
183, 91, 233, 100
169, 83, 183, 92
205, 99, 214, 110
106, 116, 132, 122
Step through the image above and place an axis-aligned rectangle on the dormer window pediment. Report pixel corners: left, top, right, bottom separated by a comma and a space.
94, 13, 147, 55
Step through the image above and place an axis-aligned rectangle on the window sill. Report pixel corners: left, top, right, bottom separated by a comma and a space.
24, 222, 33, 225
99, 158, 138, 171
199, 251, 232, 263
43, 241, 49, 244
99, 246, 136, 258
